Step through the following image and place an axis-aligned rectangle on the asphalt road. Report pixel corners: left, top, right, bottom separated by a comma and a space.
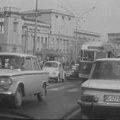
0, 80, 82, 119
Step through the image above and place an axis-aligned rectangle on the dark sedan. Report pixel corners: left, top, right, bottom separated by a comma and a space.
66, 64, 79, 80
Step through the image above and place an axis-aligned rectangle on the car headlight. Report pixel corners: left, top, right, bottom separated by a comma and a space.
52, 71, 57, 76
0, 77, 13, 90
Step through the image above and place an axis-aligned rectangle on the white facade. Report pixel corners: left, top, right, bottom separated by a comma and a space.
0, 7, 101, 63
0, 7, 23, 52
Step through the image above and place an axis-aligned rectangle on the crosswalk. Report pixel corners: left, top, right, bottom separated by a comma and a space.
47, 82, 80, 92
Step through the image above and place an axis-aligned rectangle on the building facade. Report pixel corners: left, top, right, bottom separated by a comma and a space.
0, 7, 101, 64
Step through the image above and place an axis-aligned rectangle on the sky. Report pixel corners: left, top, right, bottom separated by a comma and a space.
1, 0, 120, 41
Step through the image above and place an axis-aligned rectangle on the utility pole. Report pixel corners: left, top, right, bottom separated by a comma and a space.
75, 6, 96, 60
33, 0, 38, 55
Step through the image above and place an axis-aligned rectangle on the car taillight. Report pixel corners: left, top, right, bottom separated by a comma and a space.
81, 95, 99, 102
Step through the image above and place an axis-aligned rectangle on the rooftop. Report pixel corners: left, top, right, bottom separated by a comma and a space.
22, 9, 75, 17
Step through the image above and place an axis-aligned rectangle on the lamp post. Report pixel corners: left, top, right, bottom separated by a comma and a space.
75, 6, 96, 60
75, 6, 96, 34
33, 0, 38, 55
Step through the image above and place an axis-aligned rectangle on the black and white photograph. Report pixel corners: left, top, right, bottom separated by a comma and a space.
0, 0, 120, 119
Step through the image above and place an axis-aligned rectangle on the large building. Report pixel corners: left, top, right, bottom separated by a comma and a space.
0, 7, 101, 64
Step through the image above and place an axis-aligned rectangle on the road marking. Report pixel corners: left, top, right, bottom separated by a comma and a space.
67, 88, 79, 92
48, 86, 65, 91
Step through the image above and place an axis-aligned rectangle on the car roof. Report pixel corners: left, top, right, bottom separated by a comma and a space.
0, 52, 36, 58
95, 58, 120, 62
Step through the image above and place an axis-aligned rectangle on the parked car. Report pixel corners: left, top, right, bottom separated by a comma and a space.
42, 61, 66, 83
0, 53, 49, 108
66, 64, 79, 80
78, 58, 120, 116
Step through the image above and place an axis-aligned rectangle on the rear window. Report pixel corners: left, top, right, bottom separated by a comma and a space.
91, 61, 120, 80
44, 62, 58, 68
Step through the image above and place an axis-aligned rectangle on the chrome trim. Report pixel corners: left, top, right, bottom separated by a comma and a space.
0, 91, 13, 95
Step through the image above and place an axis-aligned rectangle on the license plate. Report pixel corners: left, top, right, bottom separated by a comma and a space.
104, 95, 120, 103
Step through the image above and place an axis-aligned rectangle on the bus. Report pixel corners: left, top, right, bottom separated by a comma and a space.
78, 41, 116, 82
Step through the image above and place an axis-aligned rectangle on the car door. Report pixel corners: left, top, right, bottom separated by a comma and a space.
21, 57, 35, 95
31, 57, 43, 92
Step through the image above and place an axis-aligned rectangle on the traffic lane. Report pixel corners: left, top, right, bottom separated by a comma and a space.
1, 81, 81, 119
77, 107, 120, 120
66, 107, 120, 120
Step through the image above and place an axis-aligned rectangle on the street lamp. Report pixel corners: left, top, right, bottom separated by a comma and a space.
75, 6, 96, 33
75, 6, 96, 60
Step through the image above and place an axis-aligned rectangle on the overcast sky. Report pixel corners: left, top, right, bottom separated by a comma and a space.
1, 0, 120, 41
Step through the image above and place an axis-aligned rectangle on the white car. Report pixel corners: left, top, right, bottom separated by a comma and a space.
42, 61, 66, 83
0, 53, 49, 108
78, 58, 120, 116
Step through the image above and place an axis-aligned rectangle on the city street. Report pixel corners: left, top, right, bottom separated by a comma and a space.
0, 80, 82, 119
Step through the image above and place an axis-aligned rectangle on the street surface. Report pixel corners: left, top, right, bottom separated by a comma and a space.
0, 78, 120, 119
0, 80, 81, 119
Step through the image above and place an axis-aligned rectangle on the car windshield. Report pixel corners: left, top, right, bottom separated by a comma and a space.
91, 61, 120, 80
0, 55, 23, 69
44, 62, 58, 68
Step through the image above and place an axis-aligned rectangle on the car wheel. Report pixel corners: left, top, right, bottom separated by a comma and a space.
12, 86, 22, 108
37, 84, 46, 101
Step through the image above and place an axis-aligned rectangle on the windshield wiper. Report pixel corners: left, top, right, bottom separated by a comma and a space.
0, 108, 34, 119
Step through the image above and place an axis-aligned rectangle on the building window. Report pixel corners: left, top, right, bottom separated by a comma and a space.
45, 37, 48, 48
13, 47, 17, 52
68, 17, 71, 20
37, 48, 39, 51
0, 22, 4, 34
13, 22, 18, 32
37, 36, 40, 43
0, 46, 2, 52
56, 15, 58, 18
41, 37, 44, 48
41, 37, 44, 43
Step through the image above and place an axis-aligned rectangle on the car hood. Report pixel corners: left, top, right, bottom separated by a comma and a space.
82, 79, 120, 90
42, 67, 58, 73
0, 69, 20, 76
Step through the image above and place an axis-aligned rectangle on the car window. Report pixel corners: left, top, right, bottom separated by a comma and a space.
91, 61, 120, 80
0, 55, 22, 69
24, 58, 32, 70
44, 62, 58, 68
32, 58, 40, 70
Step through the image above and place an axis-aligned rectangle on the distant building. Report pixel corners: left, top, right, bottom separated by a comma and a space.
22, 9, 75, 62
0, 7, 101, 64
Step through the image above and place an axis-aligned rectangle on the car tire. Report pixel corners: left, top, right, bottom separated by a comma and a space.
12, 86, 23, 108
37, 84, 46, 101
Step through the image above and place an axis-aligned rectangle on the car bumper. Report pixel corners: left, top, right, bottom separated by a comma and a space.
0, 91, 14, 99
77, 99, 120, 114
78, 99, 120, 107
